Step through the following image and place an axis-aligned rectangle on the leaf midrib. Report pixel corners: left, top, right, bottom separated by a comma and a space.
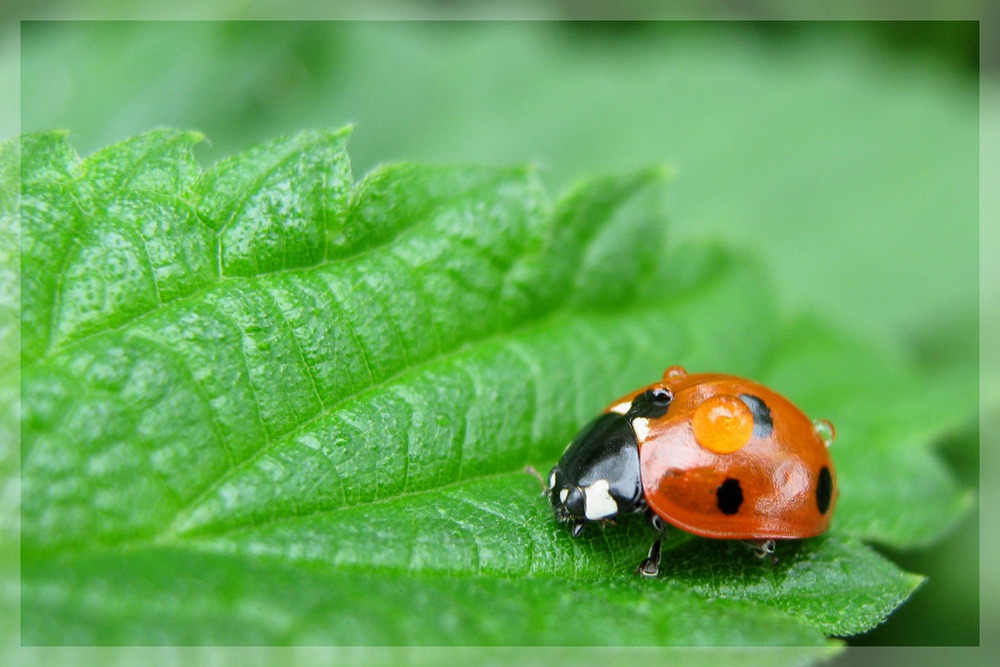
27, 181, 712, 553
25, 265, 730, 559
164, 297, 695, 538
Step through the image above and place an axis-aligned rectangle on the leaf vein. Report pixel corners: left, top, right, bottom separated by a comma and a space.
125, 329, 236, 468
258, 282, 326, 412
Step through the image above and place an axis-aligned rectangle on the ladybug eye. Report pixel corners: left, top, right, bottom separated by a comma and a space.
647, 387, 673, 405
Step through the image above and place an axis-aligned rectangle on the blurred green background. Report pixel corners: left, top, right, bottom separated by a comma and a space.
9, 14, 989, 659
15, 21, 981, 346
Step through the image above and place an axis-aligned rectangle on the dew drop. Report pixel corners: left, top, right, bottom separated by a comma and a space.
813, 418, 836, 447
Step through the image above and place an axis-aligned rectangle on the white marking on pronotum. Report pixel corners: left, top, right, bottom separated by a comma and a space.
583, 479, 618, 520
609, 400, 632, 415
559, 488, 569, 504
631, 417, 650, 443
548, 471, 557, 490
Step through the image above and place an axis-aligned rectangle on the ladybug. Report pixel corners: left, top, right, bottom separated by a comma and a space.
543, 366, 837, 576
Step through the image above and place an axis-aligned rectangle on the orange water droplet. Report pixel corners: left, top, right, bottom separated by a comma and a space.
693, 395, 754, 455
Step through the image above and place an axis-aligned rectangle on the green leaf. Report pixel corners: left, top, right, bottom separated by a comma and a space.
15, 129, 971, 649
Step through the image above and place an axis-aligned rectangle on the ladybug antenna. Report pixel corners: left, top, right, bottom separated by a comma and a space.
524, 465, 548, 494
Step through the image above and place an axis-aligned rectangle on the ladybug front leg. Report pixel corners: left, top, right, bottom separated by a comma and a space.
635, 511, 668, 578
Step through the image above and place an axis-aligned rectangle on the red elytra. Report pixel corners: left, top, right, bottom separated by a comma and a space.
613, 366, 837, 540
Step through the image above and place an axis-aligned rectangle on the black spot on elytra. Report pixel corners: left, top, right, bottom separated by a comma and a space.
816, 466, 833, 514
739, 394, 773, 437
716, 478, 743, 515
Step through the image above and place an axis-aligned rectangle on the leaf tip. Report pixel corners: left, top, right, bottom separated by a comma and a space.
182, 129, 207, 145
301, 124, 355, 145
907, 572, 928, 594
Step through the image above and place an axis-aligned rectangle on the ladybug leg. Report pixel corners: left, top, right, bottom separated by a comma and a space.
571, 520, 586, 538
636, 538, 663, 578
635, 510, 668, 578
744, 539, 778, 564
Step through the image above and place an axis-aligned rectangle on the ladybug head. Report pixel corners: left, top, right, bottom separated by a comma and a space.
547, 466, 588, 521
546, 412, 645, 532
